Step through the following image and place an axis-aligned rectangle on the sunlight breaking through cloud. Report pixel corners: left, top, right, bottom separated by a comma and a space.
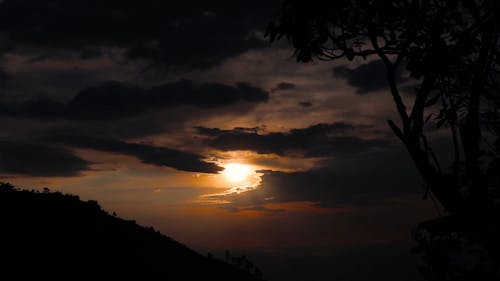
199, 163, 263, 204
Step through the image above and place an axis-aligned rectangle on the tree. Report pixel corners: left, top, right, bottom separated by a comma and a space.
267, 0, 500, 279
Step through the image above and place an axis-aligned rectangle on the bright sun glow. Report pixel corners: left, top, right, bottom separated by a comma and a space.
223, 163, 252, 183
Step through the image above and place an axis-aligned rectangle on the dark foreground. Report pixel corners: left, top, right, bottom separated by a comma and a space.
0, 183, 263, 280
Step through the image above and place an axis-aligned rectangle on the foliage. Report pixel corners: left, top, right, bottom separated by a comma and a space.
267, 0, 500, 279
0, 183, 264, 280
224, 250, 264, 279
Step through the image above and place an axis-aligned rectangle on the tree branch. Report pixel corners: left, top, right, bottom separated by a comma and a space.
368, 32, 410, 134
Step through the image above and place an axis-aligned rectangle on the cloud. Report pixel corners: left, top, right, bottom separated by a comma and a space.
333, 60, 408, 94
298, 101, 312, 107
0, 69, 8, 80
271, 82, 296, 92
219, 204, 286, 214
0, 79, 269, 120
205, 147, 422, 208
196, 123, 389, 157
48, 135, 222, 174
0, 0, 280, 69
0, 141, 91, 177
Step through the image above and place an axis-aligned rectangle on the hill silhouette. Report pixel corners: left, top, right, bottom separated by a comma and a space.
0, 182, 264, 280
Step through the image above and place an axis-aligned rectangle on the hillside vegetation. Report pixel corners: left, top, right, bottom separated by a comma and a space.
0, 182, 263, 280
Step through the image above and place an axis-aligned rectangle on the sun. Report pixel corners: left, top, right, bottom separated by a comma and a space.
223, 163, 252, 183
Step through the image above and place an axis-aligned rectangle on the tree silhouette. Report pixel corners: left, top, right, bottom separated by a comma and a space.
267, 0, 500, 279
0, 183, 265, 280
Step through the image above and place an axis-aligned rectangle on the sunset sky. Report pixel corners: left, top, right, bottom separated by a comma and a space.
0, 1, 442, 280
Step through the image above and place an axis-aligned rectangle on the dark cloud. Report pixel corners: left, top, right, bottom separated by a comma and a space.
333, 60, 408, 94
298, 101, 312, 107
272, 82, 296, 92
0, 0, 279, 69
0, 69, 8, 80
196, 123, 389, 157
208, 147, 421, 208
79, 47, 104, 60
0, 141, 91, 177
0, 64, 111, 101
216, 203, 286, 214
48, 135, 222, 174
0, 79, 268, 120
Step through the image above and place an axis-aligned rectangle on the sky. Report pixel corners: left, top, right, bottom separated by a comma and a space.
0, 1, 442, 280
